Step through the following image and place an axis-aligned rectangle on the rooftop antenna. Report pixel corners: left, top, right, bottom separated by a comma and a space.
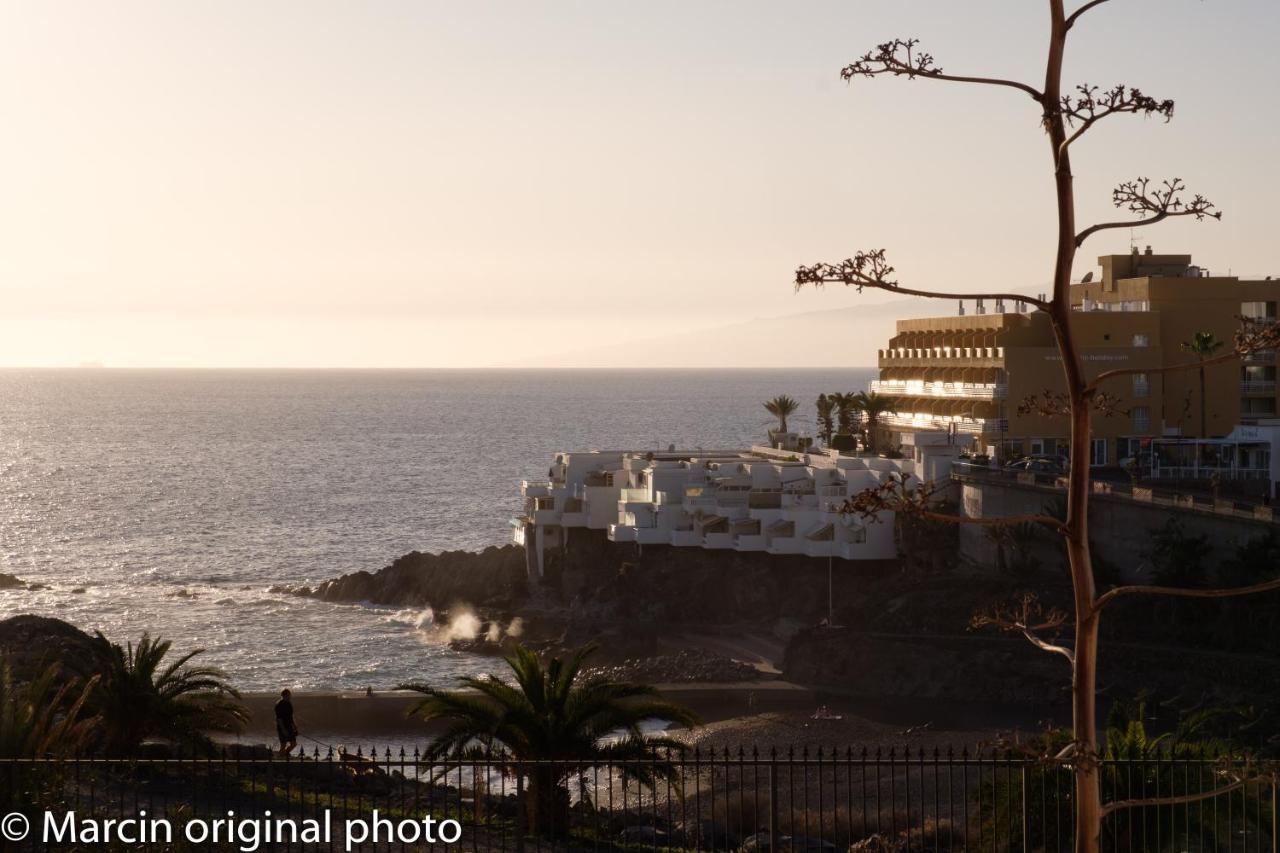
1129, 228, 1137, 252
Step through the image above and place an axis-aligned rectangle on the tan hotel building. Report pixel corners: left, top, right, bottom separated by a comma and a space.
872, 249, 1279, 466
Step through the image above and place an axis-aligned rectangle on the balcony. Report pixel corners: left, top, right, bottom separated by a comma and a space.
880, 412, 1008, 435
607, 524, 636, 543
636, 528, 669, 545
520, 481, 551, 498
869, 380, 1007, 400
670, 529, 701, 547
1244, 351, 1277, 364
703, 532, 735, 549
1241, 380, 1277, 394
877, 346, 1005, 368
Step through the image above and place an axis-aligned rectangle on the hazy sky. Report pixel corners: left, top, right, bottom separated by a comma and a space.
2, 1, 1277, 367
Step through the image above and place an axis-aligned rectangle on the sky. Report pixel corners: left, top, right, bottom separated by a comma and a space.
1, 0, 1277, 368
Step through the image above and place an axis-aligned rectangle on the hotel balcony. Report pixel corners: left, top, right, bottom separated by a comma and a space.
869, 379, 1008, 400
607, 524, 637, 543
878, 346, 1005, 368
1243, 351, 1277, 364
703, 532, 736, 549
670, 528, 701, 547
880, 412, 1008, 435
1241, 380, 1277, 394
520, 481, 552, 498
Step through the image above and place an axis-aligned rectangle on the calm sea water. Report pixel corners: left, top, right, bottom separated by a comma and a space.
0, 368, 874, 691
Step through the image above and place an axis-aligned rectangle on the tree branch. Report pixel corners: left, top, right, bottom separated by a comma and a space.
918, 509, 1069, 537
1101, 777, 1265, 817
795, 249, 1050, 311
1087, 318, 1280, 392
1076, 178, 1220, 247
971, 592, 1075, 665
837, 471, 1069, 537
1065, 0, 1116, 31
1094, 577, 1280, 615
1057, 84, 1175, 158
842, 39, 1042, 101
1087, 351, 1240, 392
1020, 628, 1077, 664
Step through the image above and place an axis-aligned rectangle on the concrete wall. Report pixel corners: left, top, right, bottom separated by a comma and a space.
959, 477, 1277, 580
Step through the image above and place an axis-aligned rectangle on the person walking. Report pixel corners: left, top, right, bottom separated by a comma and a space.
275, 688, 298, 755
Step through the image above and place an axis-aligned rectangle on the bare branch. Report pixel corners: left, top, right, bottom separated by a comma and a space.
1088, 318, 1280, 392
1017, 389, 1127, 417
1058, 84, 1175, 156
971, 592, 1075, 665
1066, 0, 1117, 31
1087, 352, 1239, 391
1076, 178, 1221, 247
1102, 775, 1273, 817
1094, 576, 1280, 615
795, 249, 1051, 311
838, 473, 1068, 537
842, 38, 1042, 101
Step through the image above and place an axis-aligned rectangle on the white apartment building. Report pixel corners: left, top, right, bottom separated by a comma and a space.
512, 437, 962, 579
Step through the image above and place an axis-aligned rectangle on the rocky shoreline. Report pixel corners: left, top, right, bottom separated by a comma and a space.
282, 529, 1280, 741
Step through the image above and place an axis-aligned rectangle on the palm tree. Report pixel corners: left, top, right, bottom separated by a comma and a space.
763, 394, 799, 436
398, 643, 698, 836
93, 633, 247, 755
0, 664, 98, 759
1180, 331, 1225, 439
853, 391, 899, 454
0, 664, 99, 808
830, 391, 858, 436
815, 394, 835, 445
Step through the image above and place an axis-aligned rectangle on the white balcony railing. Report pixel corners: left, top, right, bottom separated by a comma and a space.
879, 412, 1008, 435
1241, 380, 1277, 394
869, 380, 1007, 400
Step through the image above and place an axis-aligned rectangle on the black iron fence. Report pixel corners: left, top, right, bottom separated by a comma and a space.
2, 746, 1276, 851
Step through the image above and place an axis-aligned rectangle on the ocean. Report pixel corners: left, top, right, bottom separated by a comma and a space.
0, 368, 876, 691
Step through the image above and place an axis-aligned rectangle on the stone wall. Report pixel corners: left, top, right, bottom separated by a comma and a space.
958, 477, 1277, 579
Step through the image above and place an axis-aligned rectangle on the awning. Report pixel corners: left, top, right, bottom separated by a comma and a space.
806, 523, 835, 541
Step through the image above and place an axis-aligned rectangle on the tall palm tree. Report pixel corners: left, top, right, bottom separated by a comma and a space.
1180, 331, 1225, 438
853, 391, 899, 454
399, 643, 698, 835
815, 394, 835, 445
93, 633, 247, 755
763, 394, 799, 435
830, 391, 859, 436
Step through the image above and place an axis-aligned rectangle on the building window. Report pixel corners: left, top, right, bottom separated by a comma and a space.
1132, 334, 1149, 347
1131, 406, 1151, 433
1090, 438, 1109, 466
1118, 437, 1142, 461
1030, 438, 1045, 456
1242, 301, 1277, 320
1132, 373, 1149, 398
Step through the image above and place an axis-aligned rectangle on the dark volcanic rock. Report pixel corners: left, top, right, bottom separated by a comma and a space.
304, 545, 528, 610
0, 614, 110, 684
581, 650, 762, 684
0, 573, 27, 590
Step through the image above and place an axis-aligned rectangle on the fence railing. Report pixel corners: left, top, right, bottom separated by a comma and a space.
2, 747, 1276, 852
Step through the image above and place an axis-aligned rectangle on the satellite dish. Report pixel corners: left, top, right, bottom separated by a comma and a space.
1081, 271, 1094, 283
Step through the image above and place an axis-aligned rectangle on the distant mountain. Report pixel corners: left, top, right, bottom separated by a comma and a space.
517, 289, 1042, 368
